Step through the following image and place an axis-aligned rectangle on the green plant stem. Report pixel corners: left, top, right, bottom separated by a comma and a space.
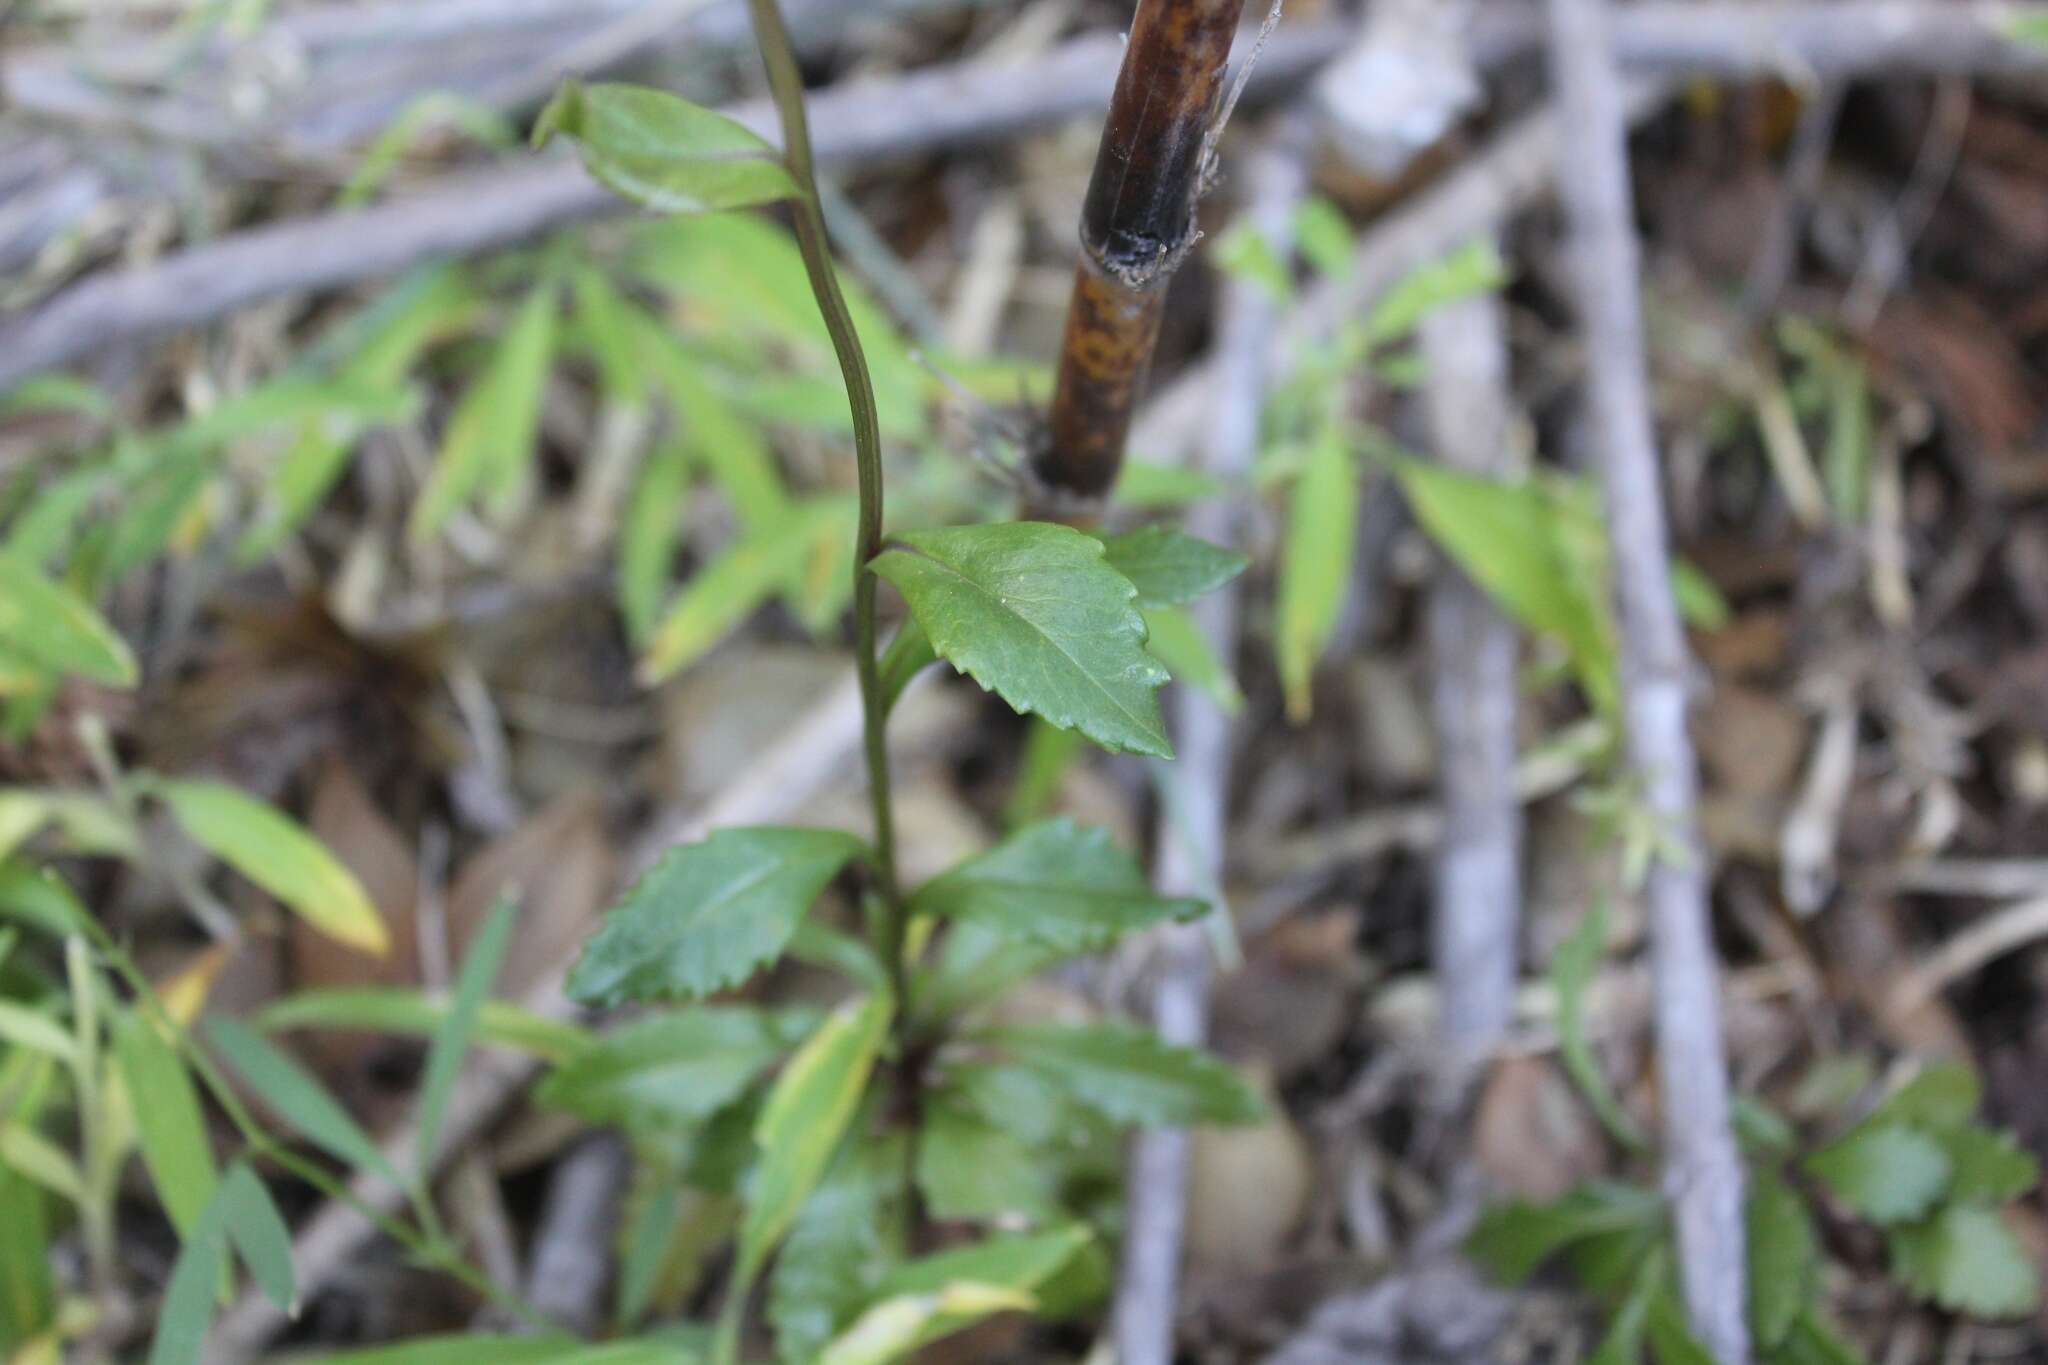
746, 0, 904, 987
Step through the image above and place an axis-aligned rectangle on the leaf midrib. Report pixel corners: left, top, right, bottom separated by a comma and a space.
887, 543, 1160, 747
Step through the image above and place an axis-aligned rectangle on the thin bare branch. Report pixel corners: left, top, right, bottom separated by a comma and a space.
1544, 0, 1748, 1354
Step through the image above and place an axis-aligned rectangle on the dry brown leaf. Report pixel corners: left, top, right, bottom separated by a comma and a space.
445, 788, 614, 998
1472, 1055, 1606, 1201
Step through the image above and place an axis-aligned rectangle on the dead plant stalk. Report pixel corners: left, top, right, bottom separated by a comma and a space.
1033, 0, 1250, 509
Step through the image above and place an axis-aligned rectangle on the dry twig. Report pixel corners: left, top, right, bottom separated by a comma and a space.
1544, 0, 1748, 1353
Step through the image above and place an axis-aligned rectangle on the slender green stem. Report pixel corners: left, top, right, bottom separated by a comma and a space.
746, 0, 903, 981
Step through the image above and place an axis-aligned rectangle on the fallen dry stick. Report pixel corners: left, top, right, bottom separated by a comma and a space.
9, 2, 2048, 392
1546, 0, 1749, 1353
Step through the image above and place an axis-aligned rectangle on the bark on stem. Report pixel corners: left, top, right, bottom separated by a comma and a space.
1034, 0, 1249, 506
1542, 0, 1749, 1355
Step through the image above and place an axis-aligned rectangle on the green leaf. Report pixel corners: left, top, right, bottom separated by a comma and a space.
1213, 221, 1292, 302
1096, 527, 1248, 608
147, 1162, 294, 1365
1874, 1062, 1980, 1130
415, 895, 518, 1174
816, 1228, 1088, 1365
1772, 1309, 1869, 1365
656, 349, 789, 535
256, 987, 591, 1063
1114, 462, 1227, 509
0, 1125, 85, 1206
1937, 1125, 2039, 1204
638, 501, 846, 684
0, 861, 91, 938
619, 440, 693, 645
1805, 1123, 1951, 1225
281, 1335, 591, 1364
1747, 1172, 1818, 1349
909, 818, 1202, 954
1293, 196, 1354, 281
1466, 1183, 1663, 1285
1275, 422, 1355, 722
870, 523, 1172, 757
915, 1099, 1056, 1222
727, 995, 893, 1331
204, 1016, 399, 1185
877, 619, 936, 717
1391, 459, 1618, 714
534, 80, 798, 215
0, 1157, 55, 1346
536, 1007, 816, 1129
0, 1000, 77, 1065
1141, 605, 1244, 714
341, 92, 516, 208
0, 552, 137, 687
1586, 1249, 1658, 1365
768, 1136, 902, 1363
409, 279, 558, 538
565, 827, 866, 1007
1364, 240, 1508, 346
239, 266, 478, 562
818, 1285, 1033, 1365
114, 1012, 219, 1235
1551, 899, 1646, 1149
1888, 1204, 2041, 1318
979, 1022, 1264, 1127
153, 778, 389, 956
219, 1163, 296, 1312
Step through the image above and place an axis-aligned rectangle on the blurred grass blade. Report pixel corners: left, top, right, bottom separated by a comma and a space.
204, 1016, 399, 1186
413, 896, 518, 1176
0, 553, 138, 688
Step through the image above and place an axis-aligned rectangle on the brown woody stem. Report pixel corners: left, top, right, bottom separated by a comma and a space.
1035, 0, 1249, 506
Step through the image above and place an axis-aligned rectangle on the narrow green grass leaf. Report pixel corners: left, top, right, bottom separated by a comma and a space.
414, 895, 518, 1175
219, 1163, 295, 1313
256, 987, 590, 1063
0, 552, 137, 688
1275, 424, 1355, 722
204, 1016, 399, 1185
154, 778, 388, 956
114, 1011, 219, 1235
409, 280, 557, 539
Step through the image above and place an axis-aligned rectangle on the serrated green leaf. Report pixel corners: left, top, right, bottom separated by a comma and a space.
114, 1011, 218, 1235
915, 1099, 1057, 1222
768, 1136, 901, 1363
0, 552, 137, 687
1747, 1172, 1818, 1348
725, 995, 893, 1343
1141, 604, 1244, 714
535, 80, 797, 215
910, 818, 1201, 954
979, 1022, 1264, 1127
1874, 1062, 1980, 1131
915, 922, 1068, 1024
414, 895, 517, 1175
1888, 1204, 2041, 1318
1466, 1183, 1663, 1285
153, 778, 388, 956
566, 827, 865, 1007
870, 522, 1171, 757
256, 987, 591, 1063
1276, 422, 1355, 723
1938, 1125, 2040, 1203
409, 279, 557, 538
204, 1016, 399, 1185
536, 1007, 816, 1129
1095, 526, 1247, 607
1805, 1123, 1950, 1225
